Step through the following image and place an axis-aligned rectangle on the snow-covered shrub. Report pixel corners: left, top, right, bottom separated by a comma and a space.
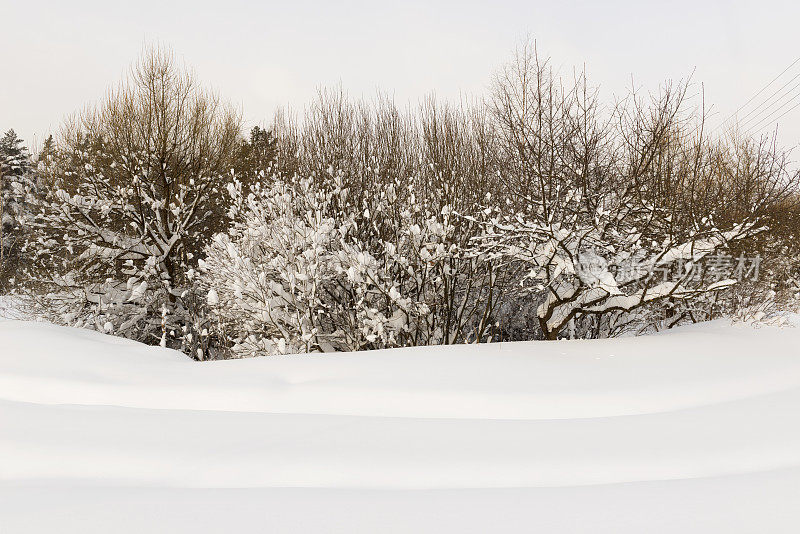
201, 177, 344, 356
473, 202, 763, 339
201, 170, 501, 357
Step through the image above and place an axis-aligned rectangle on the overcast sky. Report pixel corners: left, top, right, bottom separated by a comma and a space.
3, 0, 800, 153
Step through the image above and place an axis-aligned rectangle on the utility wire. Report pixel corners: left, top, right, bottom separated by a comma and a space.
734, 71, 800, 130
738, 78, 800, 132
712, 56, 800, 133
744, 91, 800, 136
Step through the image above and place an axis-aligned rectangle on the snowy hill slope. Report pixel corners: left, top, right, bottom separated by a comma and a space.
1, 319, 800, 532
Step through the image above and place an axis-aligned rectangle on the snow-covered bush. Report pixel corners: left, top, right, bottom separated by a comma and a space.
201, 177, 343, 355
201, 171, 500, 357
472, 201, 763, 339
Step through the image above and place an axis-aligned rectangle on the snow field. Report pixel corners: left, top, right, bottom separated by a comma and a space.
1, 319, 800, 532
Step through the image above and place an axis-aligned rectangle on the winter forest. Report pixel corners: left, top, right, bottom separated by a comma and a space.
2, 44, 800, 360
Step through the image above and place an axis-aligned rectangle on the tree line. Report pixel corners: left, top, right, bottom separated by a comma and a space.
2, 44, 799, 358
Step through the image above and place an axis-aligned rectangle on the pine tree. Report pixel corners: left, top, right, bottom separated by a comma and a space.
234, 126, 277, 181
0, 129, 31, 290
35, 135, 56, 167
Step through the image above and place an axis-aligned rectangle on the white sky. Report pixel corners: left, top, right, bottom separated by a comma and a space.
3, 0, 800, 153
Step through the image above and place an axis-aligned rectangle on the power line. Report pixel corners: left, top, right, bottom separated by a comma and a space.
738, 78, 800, 132
735, 71, 800, 130
747, 100, 800, 137
744, 92, 800, 136
712, 56, 800, 133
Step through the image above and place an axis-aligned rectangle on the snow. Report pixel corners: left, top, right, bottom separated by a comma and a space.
0, 296, 23, 320
127, 280, 148, 302
2, 318, 800, 532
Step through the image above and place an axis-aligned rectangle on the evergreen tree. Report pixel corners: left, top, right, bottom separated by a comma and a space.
234, 126, 277, 181
35, 135, 56, 168
0, 129, 31, 290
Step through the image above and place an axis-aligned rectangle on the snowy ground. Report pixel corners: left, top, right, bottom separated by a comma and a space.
2, 318, 800, 532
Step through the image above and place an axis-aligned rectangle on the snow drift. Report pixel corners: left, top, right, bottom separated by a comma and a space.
2, 319, 800, 532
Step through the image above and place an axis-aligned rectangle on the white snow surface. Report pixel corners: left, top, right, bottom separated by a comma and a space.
2, 318, 800, 532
